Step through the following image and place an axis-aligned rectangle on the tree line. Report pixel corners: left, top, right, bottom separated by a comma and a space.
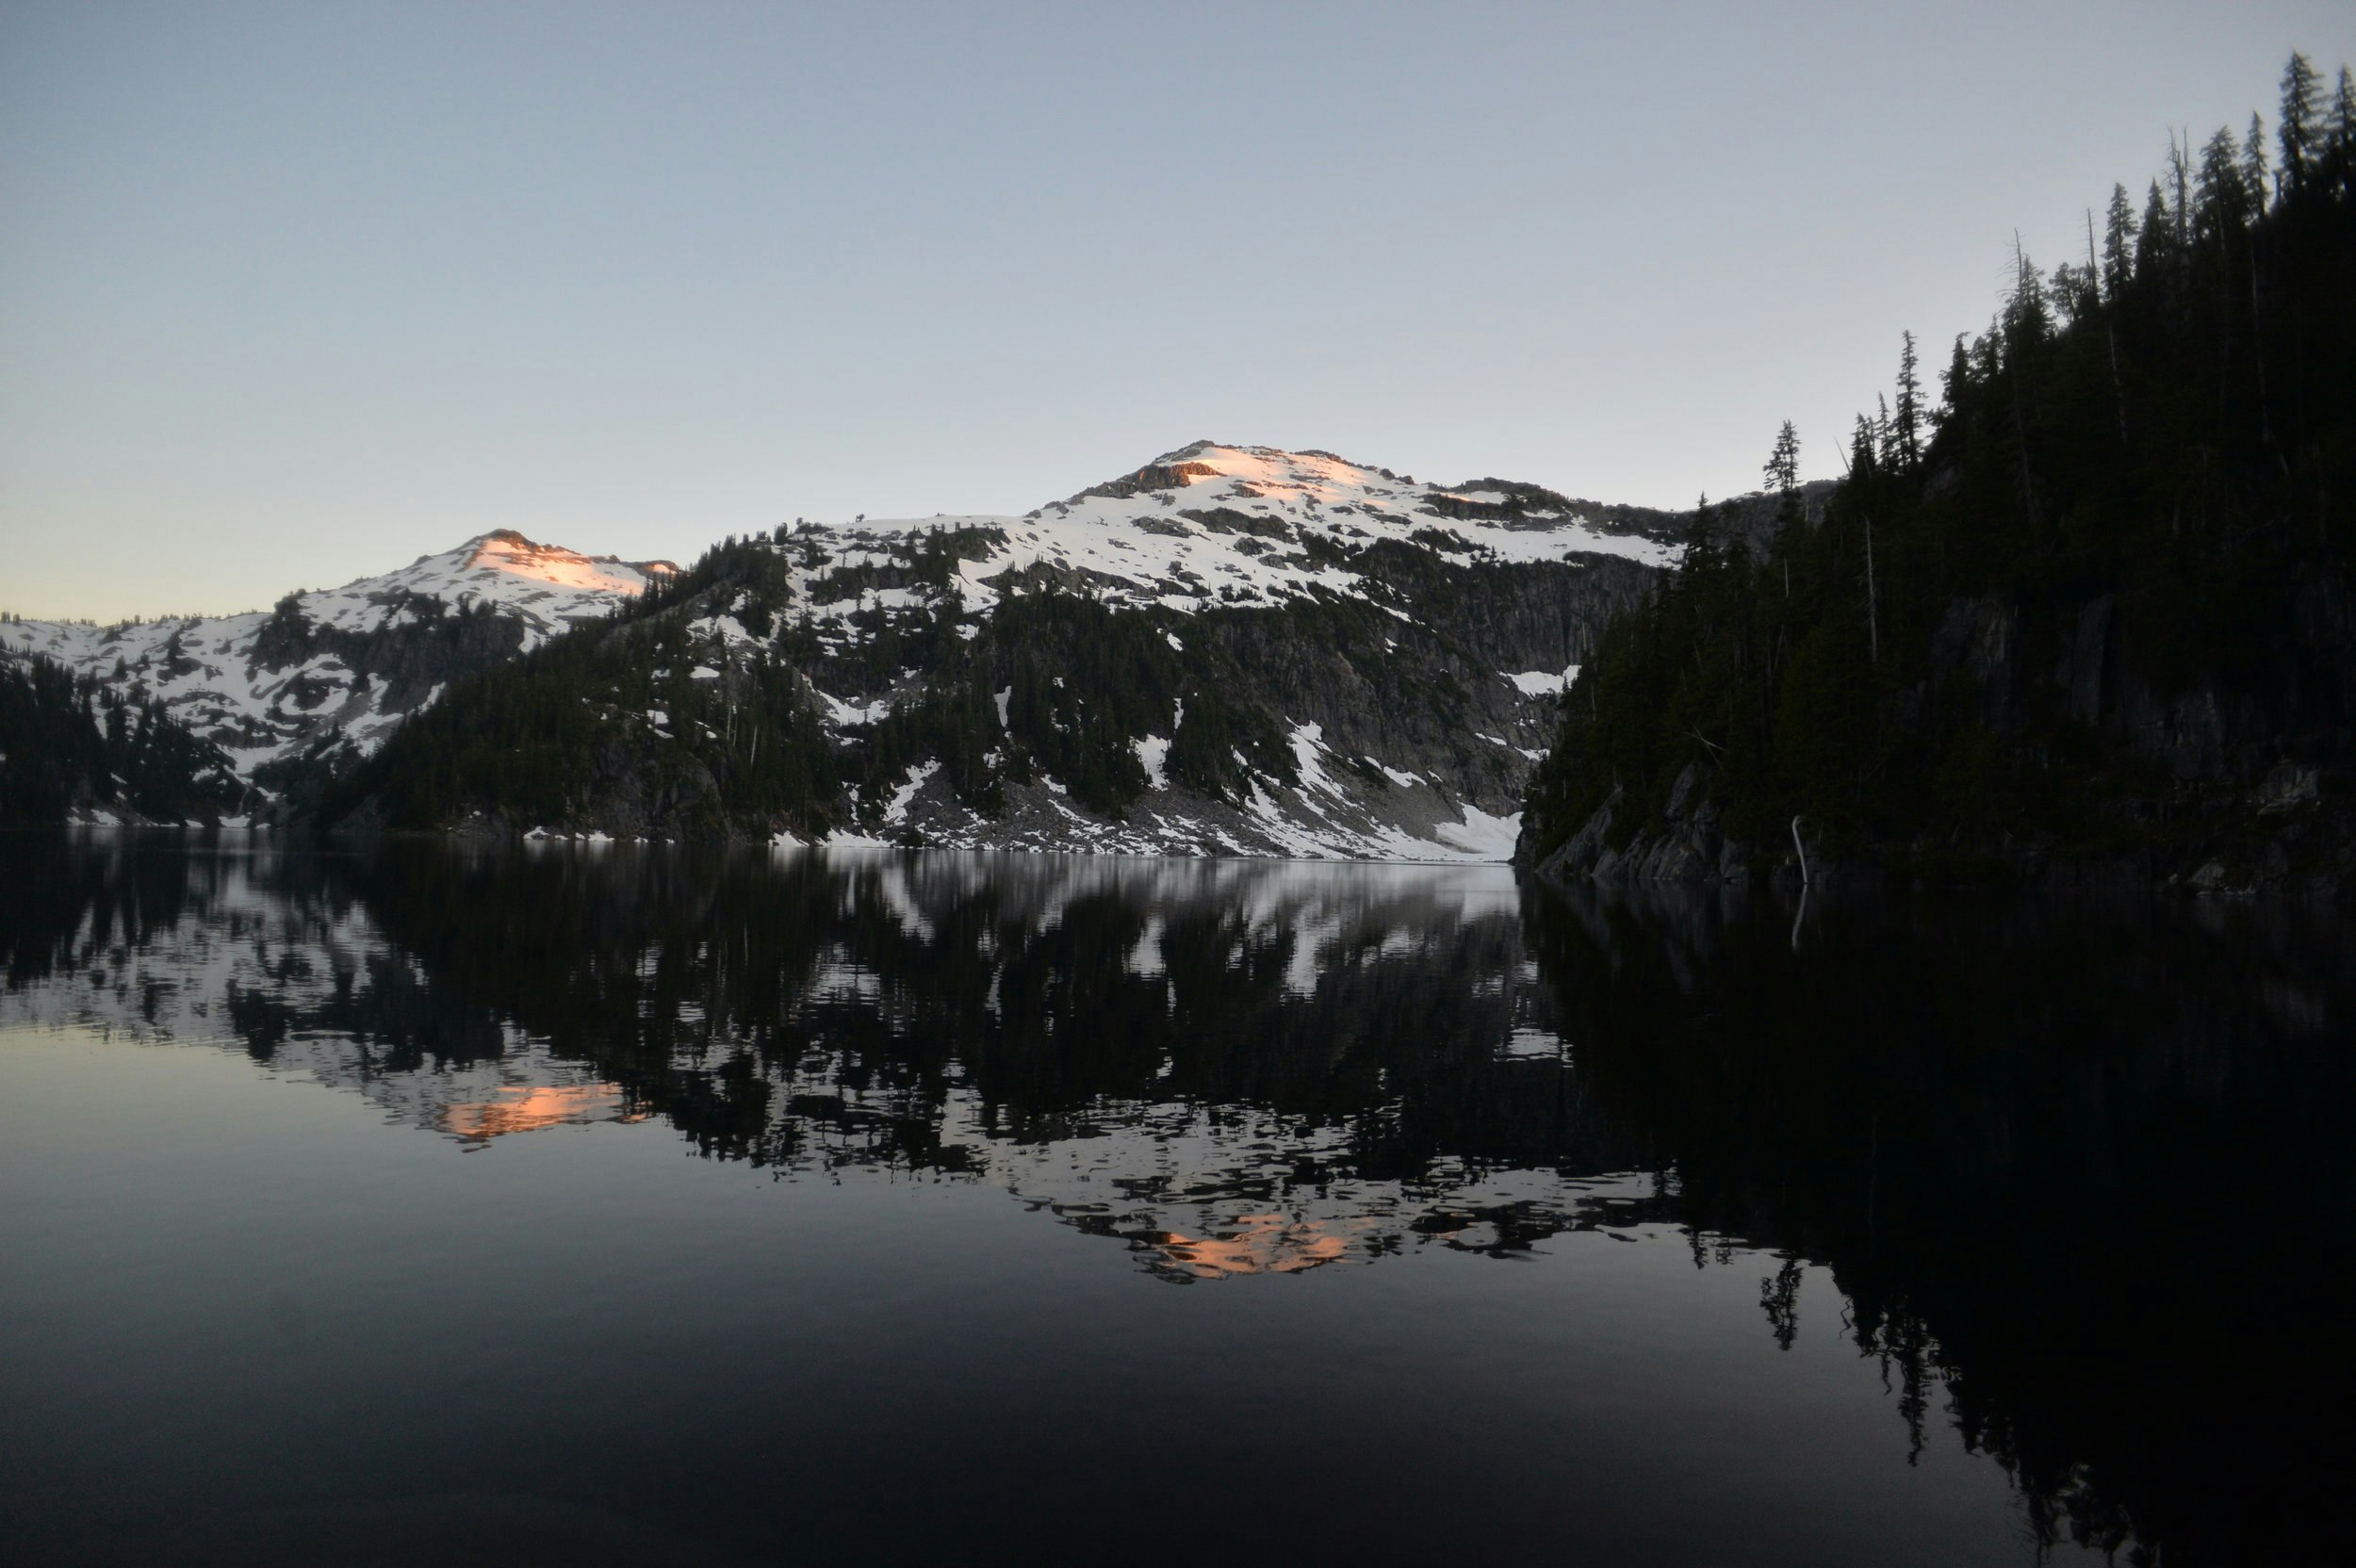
0, 654, 249, 824
1523, 55, 2356, 879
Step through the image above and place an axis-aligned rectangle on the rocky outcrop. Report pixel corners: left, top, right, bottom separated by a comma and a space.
1526, 768, 1756, 886
1077, 458, 1227, 501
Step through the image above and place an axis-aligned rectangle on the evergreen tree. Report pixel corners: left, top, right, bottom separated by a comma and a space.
2101, 184, 2138, 300
2280, 52, 2320, 192
1763, 421, 1800, 496
2197, 125, 2246, 235
2135, 180, 2174, 281
1892, 331, 1923, 468
1522, 55, 2356, 880
0, 655, 245, 824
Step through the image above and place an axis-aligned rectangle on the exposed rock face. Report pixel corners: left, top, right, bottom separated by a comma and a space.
1078, 457, 1228, 499
1526, 772, 1752, 888
1929, 580, 2356, 797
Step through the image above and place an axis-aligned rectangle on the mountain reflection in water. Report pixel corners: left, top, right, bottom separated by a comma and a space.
1, 831, 2348, 1566
440, 1083, 645, 1145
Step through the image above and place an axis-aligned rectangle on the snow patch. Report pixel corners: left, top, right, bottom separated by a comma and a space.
1431, 805, 1523, 859
1505, 664, 1580, 696
1134, 735, 1170, 791
882, 760, 941, 825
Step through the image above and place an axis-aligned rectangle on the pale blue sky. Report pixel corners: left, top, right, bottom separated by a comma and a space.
5, 1, 2351, 619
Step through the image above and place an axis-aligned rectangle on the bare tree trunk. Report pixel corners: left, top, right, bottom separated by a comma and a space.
2250, 232, 2292, 479
2088, 209, 2130, 444
2171, 130, 2190, 251
1864, 516, 1879, 665
2009, 235, 2039, 526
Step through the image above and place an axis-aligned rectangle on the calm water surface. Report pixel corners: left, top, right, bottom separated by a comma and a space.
1, 833, 2348, 1566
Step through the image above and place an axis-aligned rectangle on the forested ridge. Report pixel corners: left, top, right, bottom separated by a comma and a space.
314, 507, 1642, 845
0, 654, 249, 825
1522, 56, 2356, 893
312, 527, 1323, 837
312, 534, 855, 837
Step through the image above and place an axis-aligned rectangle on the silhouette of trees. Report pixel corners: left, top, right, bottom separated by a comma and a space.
1525, 54, 2356, 876
0, 654, 247, 824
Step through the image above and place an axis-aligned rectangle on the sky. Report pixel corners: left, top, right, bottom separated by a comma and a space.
5, 1, 2353, 621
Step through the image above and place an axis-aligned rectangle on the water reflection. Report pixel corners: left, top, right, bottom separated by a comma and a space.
2, 830, 2348, 1565
2, 837, 1650, 1281
441, 1083, 646, 1145
1523, 876, 2355, 1564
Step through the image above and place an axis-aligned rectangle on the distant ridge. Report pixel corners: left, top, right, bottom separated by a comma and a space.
316, 442, 1685, 859
0, 530, 671, 788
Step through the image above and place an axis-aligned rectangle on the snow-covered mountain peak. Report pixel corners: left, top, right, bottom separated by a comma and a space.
1118, 441, 1419, 505
775, 440, 1675, 626
4, 445, 1670, 856
459, 530, 679, 593
1052, 441, 1431, 514
367, 529, 679, 603
656, 442, 1671, 859
2, 527, 675, 787
1032, 435, 1677, 546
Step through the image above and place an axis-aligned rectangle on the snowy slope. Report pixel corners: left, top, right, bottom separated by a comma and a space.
1, 531, 674, 782
659, 444, 1670, 862
764, 442, 1670, 637
8, 444, 1670, 860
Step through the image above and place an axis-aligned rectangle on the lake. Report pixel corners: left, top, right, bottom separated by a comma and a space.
2, 833, 2347, 1566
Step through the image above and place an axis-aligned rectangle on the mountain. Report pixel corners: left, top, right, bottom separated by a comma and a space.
319, 443, 1682, 858
1, 532, 677, 810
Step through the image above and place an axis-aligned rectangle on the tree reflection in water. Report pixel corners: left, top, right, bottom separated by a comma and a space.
1525, 878, 2355, 1564
2, 830, 2347, 1565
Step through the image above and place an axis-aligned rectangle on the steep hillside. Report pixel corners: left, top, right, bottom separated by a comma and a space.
323, 444, 1677, 858
1521, 57, 2356, 896
1, 531, 676, 804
